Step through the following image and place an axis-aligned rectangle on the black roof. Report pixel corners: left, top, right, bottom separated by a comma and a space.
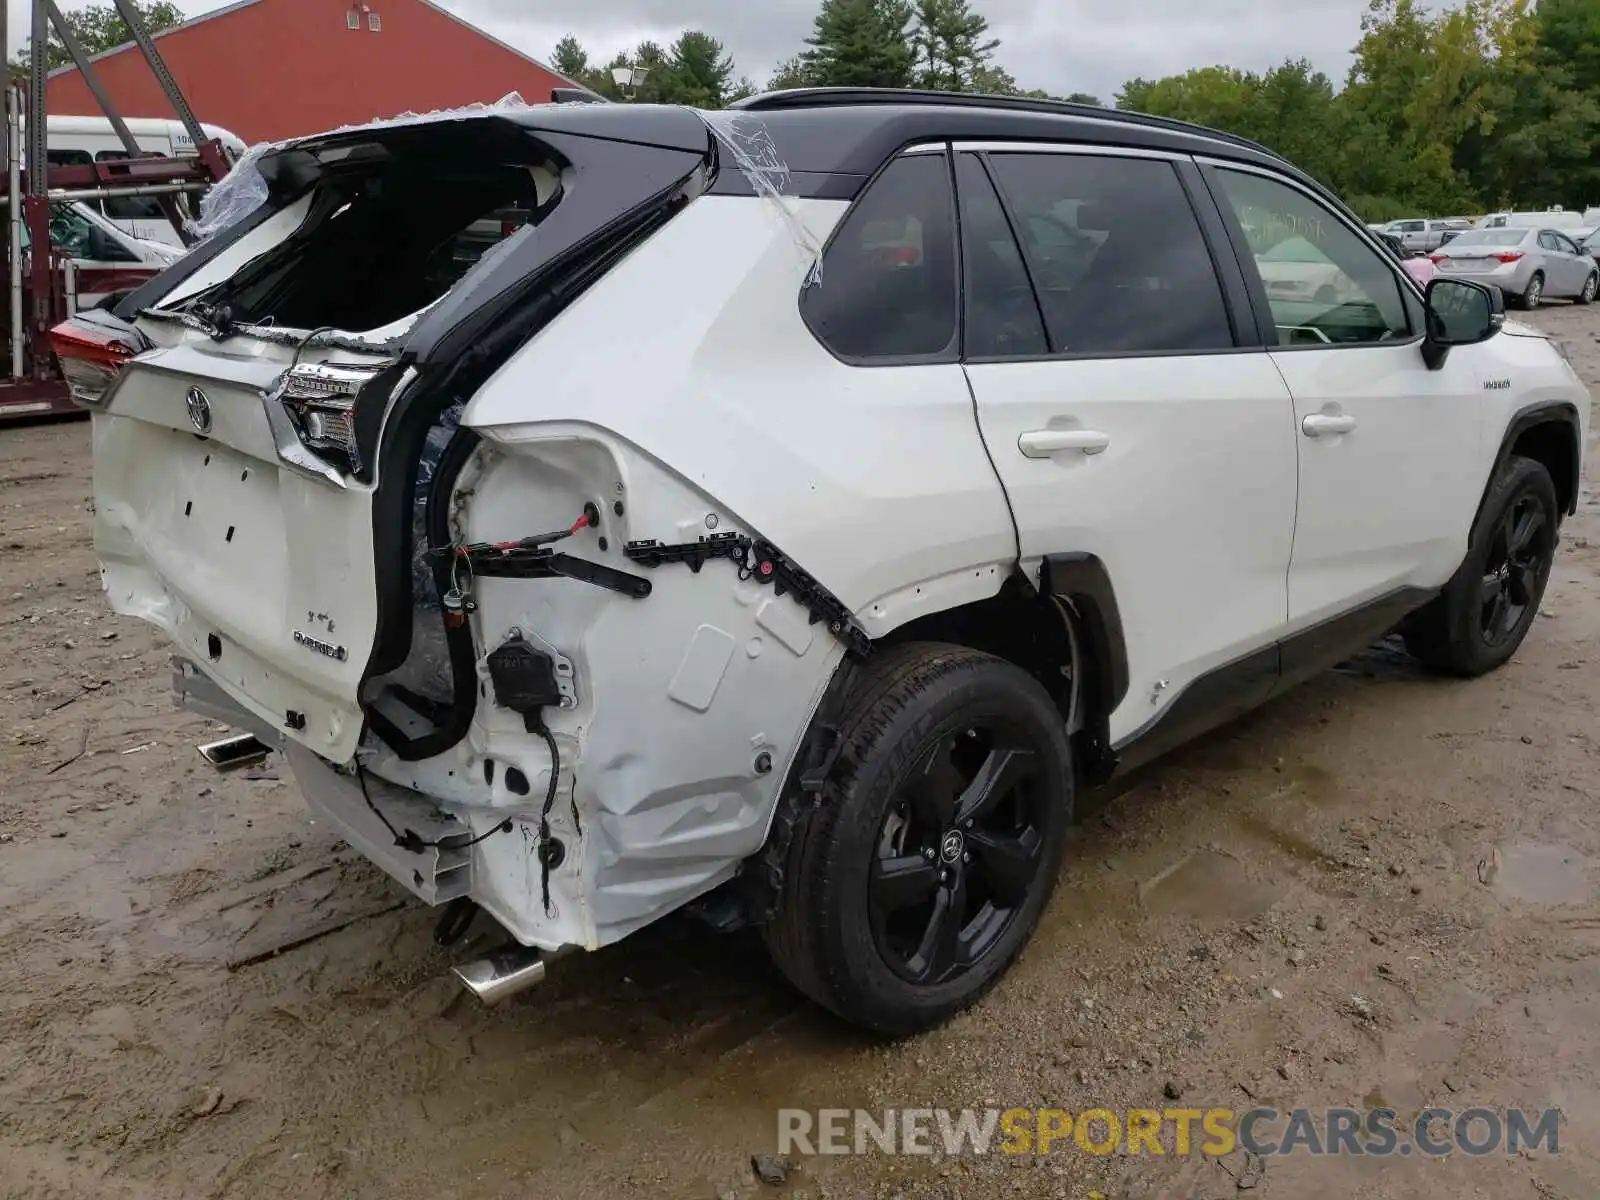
261, 88, 1327, 206
717, 87, 1303, 194
734, 88, 1277, 157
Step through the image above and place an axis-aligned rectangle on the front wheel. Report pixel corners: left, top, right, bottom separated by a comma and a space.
1577, 271, 1597, 306
1403, 455, 1558, 676
763, 644, 1072, 1035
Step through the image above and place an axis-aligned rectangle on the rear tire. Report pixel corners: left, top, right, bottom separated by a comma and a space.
763, 644, 1072, 1036
1577, 271, 1597, 306
1403, 455, 1558, 677
1519, 272, 1544, 310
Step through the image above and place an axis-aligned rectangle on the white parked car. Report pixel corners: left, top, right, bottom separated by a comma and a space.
30, 201, 181, 310
56, 92, 1590, 1034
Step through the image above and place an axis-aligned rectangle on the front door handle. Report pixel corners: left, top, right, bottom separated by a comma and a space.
1301, 413, 1356, 438
1019, 429, 1112, 458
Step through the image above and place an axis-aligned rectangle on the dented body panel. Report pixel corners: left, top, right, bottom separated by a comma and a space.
88, 102, 1021, 954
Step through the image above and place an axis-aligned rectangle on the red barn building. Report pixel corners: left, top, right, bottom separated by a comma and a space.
47, 0, 582, 145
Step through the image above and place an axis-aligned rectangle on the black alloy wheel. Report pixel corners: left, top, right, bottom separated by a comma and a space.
870, 724, 1046, 985
1477, 492, 1553, 649
1403, 454, 1559, 677
763, 644, 1073, 1035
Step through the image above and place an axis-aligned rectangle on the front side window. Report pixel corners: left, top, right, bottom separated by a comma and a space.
984, 152, 1234, 355
801, 153, 957, 362
1214, 168, 1409, 347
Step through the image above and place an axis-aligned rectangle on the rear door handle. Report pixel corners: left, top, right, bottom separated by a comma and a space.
1018, 429, 1111, 458
1301, 413, 1356, 438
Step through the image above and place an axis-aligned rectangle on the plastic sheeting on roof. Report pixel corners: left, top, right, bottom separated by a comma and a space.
192, 92, 540, 240
193, 95, 823, 282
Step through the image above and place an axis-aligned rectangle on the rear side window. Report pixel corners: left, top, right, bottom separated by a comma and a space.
96, 151, 167, 220
801, 153, 958, 362
955, 153, 1047, 358
984, 152, 1234, 355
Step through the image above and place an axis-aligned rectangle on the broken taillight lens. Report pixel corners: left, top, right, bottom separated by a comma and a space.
49, 314, 146, 409
278, 361, 386, 475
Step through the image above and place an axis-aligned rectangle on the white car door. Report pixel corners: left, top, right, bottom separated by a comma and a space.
957, 147, 1299, 746
1204, 163, 1487, 631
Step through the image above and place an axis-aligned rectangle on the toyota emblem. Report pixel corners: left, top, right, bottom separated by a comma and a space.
185, 385, 213, 434
940, 830, 965, 864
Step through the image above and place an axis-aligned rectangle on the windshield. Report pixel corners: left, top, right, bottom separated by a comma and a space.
1446, 230, 1525, 247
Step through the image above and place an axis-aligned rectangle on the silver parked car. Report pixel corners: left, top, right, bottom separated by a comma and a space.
1429, 227, 1599, 309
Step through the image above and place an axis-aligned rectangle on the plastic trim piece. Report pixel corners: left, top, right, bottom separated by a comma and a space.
625, 533, 873, 657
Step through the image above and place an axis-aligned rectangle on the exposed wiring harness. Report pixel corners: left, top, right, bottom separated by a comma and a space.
532, 719, 562, 916
355, 729, 564, 916
355, 762, 513, 854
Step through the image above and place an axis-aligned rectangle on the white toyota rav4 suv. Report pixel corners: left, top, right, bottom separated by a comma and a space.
56, 90, 1590, 1034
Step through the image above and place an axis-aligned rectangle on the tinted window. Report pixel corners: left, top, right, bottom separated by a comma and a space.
47, 149, 92, 167
801, 153, 957, 362
1552, 232, 1580, 254
1214, 169, 1409, 346
103, 193, 167, 220
955, 154, 1047, 358
984, 153, 1233, 355
94, 150, 168, 220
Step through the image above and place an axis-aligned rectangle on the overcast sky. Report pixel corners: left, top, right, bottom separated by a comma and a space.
8, 0, 1369, 102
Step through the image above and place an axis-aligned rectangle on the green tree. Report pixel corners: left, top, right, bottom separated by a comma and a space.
799, 0, 916, 89
969, 63, 1020, 95
14, 0, 185, 75
668, 31, 737, 108
1062, 92, 1104, 106
912, 0, 1000, 91
769, 56, 814, 90
551, 34, 590, 82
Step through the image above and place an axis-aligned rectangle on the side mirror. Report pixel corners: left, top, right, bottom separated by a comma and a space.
1422, 278, 1503, 369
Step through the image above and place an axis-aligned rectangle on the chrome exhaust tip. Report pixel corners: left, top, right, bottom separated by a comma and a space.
453, 945, 547, 1006
196, 733, 272, 772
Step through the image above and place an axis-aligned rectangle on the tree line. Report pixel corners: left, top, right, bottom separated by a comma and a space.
554, 0, 1600, 219
551, 0, 1103, 109
23, 0, 1597, 218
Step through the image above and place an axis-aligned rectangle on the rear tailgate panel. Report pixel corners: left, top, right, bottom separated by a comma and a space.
94, 341, 384, 761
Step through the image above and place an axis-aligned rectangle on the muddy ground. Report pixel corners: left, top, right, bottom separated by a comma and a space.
2, 305, 1599, 1200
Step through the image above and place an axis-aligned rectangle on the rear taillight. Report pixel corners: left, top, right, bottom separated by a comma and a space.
1429, 254, 1446, 264
278, 361, 386, 475
1495, 252, 1524, 263
49, 314, 145, 409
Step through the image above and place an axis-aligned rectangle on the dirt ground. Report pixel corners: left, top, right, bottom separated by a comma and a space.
2, 306, 1599, 1200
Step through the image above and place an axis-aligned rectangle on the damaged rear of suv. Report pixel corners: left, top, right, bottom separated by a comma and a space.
67, 97, 945, 1025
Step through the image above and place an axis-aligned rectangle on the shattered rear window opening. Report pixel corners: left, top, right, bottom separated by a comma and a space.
164, 132, 561, 338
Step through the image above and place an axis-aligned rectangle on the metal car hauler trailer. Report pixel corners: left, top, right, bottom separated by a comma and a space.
0, 0, 229, 421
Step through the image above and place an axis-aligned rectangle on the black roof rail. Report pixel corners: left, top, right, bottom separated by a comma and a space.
731, 87, 1278, 159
